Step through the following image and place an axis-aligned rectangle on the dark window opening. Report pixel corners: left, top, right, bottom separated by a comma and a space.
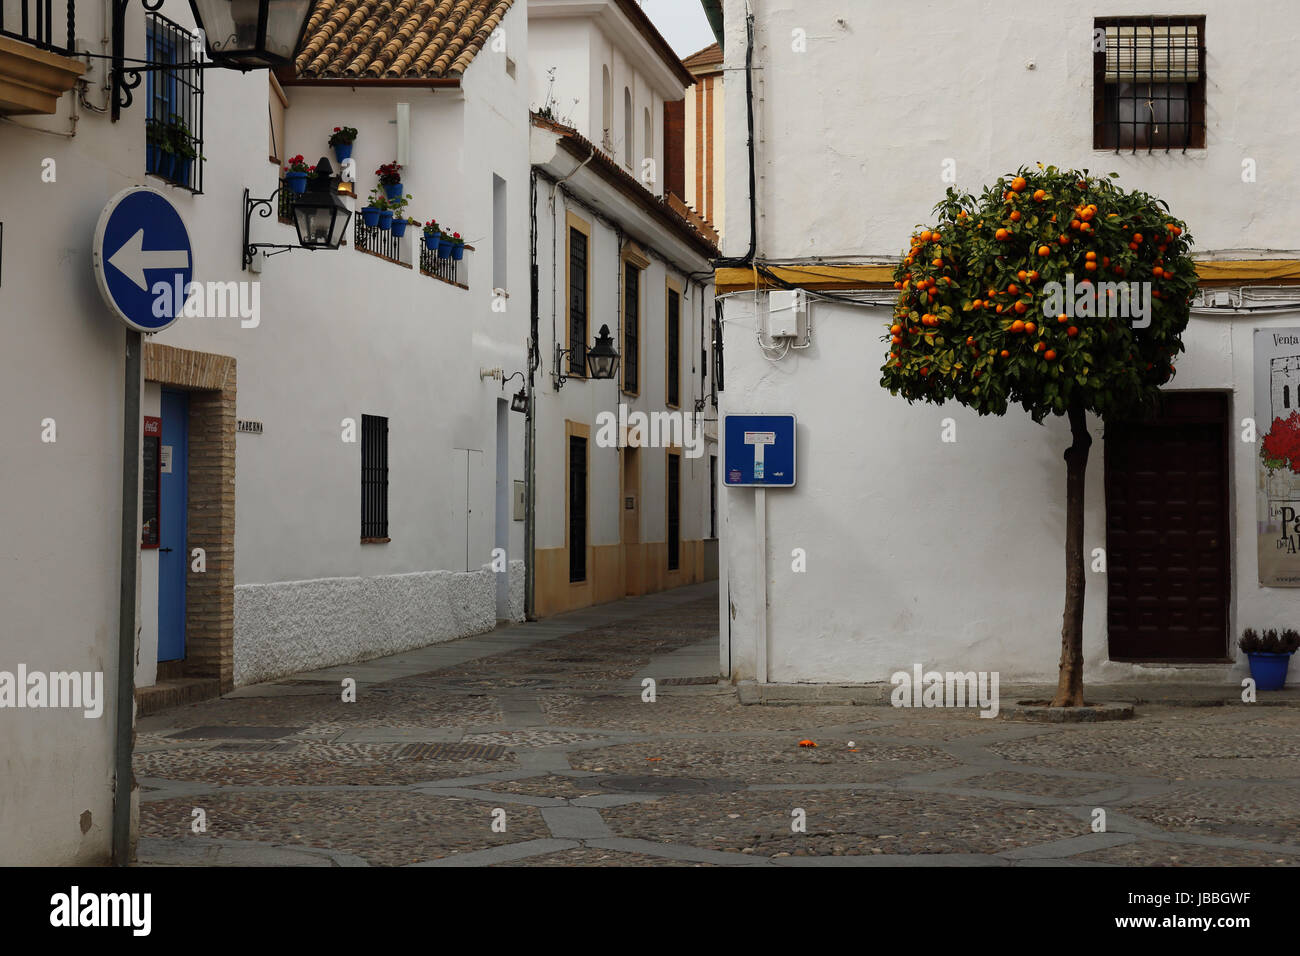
146, 12, 205, 193
361, 415, 389, 540
667, 289, 680, 407
1094, 16, 1205, 152
667, 452, 681, 571
569, 227, 588, 377
624, 263, 640, 393
1286, 385, 1292, 410
569, 435, 587, 582
712, 304, 723, 405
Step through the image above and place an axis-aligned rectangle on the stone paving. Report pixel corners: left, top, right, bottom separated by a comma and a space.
136, 582, 1300, 867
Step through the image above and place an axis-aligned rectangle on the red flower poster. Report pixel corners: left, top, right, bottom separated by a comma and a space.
1256, 329, 1300, 585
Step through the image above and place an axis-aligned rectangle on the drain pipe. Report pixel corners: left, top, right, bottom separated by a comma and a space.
113, 330, 142, 865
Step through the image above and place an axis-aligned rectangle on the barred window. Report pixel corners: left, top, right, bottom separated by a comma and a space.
361, 415, 389, 541
624, 263, 640, 394
1094, 17, 1205, 152
667, 288, 680, 407
145, 12, 204, 192
568, 227, 588, 377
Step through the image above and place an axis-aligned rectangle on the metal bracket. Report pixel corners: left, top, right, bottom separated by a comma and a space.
242, 187, 295, 271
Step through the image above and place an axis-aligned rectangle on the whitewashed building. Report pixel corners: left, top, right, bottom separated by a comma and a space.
712, 0, 1300, 686
526, 0, 720, 616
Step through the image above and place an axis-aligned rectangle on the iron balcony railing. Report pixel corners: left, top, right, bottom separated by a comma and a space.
418, 239, 468, 287
0, 0, 75, 55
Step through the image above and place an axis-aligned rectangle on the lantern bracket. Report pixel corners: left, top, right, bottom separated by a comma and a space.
242, 187, 297, 271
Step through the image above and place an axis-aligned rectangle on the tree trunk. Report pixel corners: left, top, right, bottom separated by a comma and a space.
1051, 404, 1092, 707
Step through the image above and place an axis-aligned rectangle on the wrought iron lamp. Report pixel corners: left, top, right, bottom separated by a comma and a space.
243, 157, 353, 270
554, 324, 620, 389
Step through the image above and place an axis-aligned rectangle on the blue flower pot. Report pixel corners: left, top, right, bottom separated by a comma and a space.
383, 182, 403, 200
361, 206, 380, 228
437, 237, 452, 259
378, 210, 393, 230
173, 158, 193, 188
284, 170, 308, 195
451, 244, 464, 261
423, 232, 439, 251
1247, 651, 1293, 691
146, 144, 161, 174
158, 151, 176, 181
391, 218, 409, 238
333, 142, 353, 164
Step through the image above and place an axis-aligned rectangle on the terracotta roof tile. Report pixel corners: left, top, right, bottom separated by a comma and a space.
294, 0, 514, 80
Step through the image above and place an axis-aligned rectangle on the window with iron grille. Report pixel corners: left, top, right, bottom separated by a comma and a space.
569, 228, 588, 377
711, 305, 723, 405
1094, 16, 1205, 152
145, 12, 204, 193
667, 451, 681, 571
361, 415, 389, 540
667, 288, 680, 407
568, 435, 587, 582
624, 262, 640, 394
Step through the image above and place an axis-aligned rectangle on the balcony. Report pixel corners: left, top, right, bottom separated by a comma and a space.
0, 0, 84, 115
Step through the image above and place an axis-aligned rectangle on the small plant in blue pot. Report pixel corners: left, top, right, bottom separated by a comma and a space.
375, 195, 393, 231
437, 229, 453, 258
361, 186, 384, 228
449, 231, 465, 261
164, 116, 201, 188
393, 216, 417, 239
146, 118, 166, 174
1239, 628, 1299, 691
376, 161, 403, 200
329, 125, 357, 164
283, 154, 311, 194
422, 219, 440, 251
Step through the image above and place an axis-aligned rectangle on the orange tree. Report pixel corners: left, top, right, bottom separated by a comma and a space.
880, 166, 1196, 706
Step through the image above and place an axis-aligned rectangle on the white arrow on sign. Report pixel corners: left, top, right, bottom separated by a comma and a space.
744, 430, 776, 479
107, 228, 190, 292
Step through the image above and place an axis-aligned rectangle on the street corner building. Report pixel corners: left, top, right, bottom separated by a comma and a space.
0, 0, 717, 863
708, 1, 1300, 687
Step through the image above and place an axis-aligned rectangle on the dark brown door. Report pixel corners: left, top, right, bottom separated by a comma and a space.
1105, 392, 1230, 661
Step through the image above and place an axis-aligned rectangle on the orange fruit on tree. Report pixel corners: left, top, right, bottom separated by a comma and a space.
932, 258, 944, 267
1000, 349, 1010, 357
1010, 210, 1022, 222
1010, 319, 1025, 332
1017, 270, 1028, 282
1032, 189, 1046, 201
1084, 261, 1097, 272
1024, 321, 1037, 334
1085, 251, 1097, 261
1070, 219, 1080, 231
1029, 270, 1040, 281
919, 230, 931, 241
1011, 176, 1027, 192
1058, 235, 1070, 245
1057, 313, 1068, 324
1014, 301, 1028, 314
1044, 349, 1057, 361
1132, 233, 1143, 243
1067, 326, 1078, 337
1037, 245, 1050, 257
995, 228, 1010, 241
966, 336, 976, 346
1007, 283, 1019, 295
890, 324, 902, 335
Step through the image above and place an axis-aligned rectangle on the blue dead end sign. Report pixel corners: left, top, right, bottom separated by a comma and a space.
724, 413, 796, 487
93, 186, 193, 333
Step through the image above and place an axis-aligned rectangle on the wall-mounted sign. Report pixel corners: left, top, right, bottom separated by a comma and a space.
1256, 329, 1300, 586
142, 416, 161, 549
237, 419, 264, 434
513, 480, 526, 521
93, 187, 194, 334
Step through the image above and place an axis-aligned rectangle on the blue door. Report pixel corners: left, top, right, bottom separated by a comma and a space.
158, 390, 189, 662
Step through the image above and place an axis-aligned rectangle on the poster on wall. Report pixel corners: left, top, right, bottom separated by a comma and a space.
1255, 329, 1300, 585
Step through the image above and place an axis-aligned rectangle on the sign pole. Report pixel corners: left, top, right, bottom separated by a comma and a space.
112, 329, 141, 866
754, 487, 767, 684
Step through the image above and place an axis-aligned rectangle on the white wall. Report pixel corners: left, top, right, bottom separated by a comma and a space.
717, 0, 1300, 683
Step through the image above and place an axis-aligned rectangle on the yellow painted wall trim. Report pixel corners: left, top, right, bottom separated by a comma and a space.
715, 260, 1300, 295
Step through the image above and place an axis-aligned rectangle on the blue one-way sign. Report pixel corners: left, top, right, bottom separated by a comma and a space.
93, 187, 193, 333
724, 413, 796, 487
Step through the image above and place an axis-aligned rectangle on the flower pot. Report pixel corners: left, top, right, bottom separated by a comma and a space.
146, 144, 161, 175
361, 206, 380, 228
1247, 651, 1293, 691
383, 182, 403, 200
173, 159, 193, 188
437, 237, 452, 259
378, 210, 393, 230
333, 142, 353, 164
391, 218, 409, 238
451, 244, 464, 261
158, 151, 176, 182
423, 232, 439, 251
284, 170, 308, 195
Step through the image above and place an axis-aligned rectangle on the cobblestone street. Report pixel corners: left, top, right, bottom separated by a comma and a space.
135, 583, 1300, 867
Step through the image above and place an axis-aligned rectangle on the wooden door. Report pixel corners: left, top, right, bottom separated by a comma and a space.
622, 447, 642, 595
1105, 392, 1230, 661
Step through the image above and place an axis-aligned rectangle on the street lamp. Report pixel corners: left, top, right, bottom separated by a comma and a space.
502, 372, 529, 413
553, 324, 620, 389
242, 157, 353, 270
189, 0, 313, 67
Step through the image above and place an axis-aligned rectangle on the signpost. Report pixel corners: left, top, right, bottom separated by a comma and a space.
723, 414, 797, 683
92, 187, 193, 865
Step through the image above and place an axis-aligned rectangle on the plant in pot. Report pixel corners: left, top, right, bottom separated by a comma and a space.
1239, 628, 1299, 691
329, 125, 357, 163
376, 161, 403, 200
361, 187, 384, 228
283, 154, 312, 195
165, 116, 201, 188
374, 193, 394, 231
422, 219, 440, 251
386, 192, 413, 236
146, 117, 166, 175
437, 228, 454, 259
449, 231, 465, 261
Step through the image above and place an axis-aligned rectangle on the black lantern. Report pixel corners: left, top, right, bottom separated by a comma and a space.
189, 0, 313, 68
290, 158, 353, 251
586, 324, 620, 380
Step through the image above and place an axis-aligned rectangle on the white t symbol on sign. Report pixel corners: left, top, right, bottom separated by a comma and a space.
745, 430, 776, 479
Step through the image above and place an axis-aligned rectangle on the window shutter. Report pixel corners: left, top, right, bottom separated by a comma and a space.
1105, 24, 1200, 83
